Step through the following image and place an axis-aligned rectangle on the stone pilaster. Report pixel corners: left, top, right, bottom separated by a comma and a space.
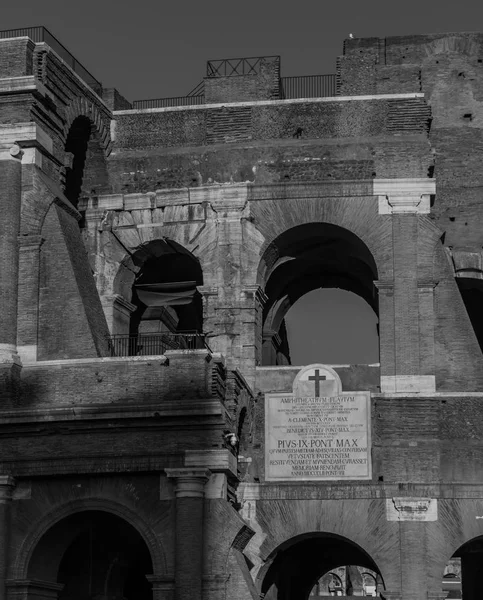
0, 476, 15, 600
0, 147, 23, 367
100, 294, 137, 335
418, 282, 437, 378
166, 468, 211, 600
240, 286, 267, 387
202, 575, 230, 600
374, 281, 395, 380
262, 328, 282, 366
375, 178, 436, 393
146, 576, 175, 600
6, 579, 64, 600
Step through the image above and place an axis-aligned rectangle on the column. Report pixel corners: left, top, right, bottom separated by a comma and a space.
166, 468, 210, 600
0, 476, 15, 600
0, 146, 23, 366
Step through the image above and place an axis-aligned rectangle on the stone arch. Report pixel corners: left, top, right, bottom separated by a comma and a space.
102, 218, 217, 299
256, 531, 386, 600
246, 498, 398, 595
439, 534, 483, 600
62, 108, 110, 209
13, 497, 167, 582
251, 196, 391, 288
63, 96, 111, 155
255, 220, 379, 365
20, 96, 111, 237
111, 238, 205, 340
423, 35, 481, 58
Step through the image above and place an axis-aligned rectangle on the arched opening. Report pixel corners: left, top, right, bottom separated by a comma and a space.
130, 239, 203, 335
27, 510, 153, 600
64, 116, 109, 213
259, 223, 379, 366
310, 567, 381, 596
457, 278, 483, 353
112, 239, 205, 355
260, 533, 385, 600
444, 536, 483, 599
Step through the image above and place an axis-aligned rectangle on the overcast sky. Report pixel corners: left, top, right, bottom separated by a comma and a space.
3, 0, 483, 102
2, 0, 477, 365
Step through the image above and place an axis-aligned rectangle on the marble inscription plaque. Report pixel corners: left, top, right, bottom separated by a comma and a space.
265, 392, 371, 481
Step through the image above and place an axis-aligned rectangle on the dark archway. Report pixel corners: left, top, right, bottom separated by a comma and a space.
129, 239, 204, 337
259, 223, 379, 366
64, 116, 109, 213
447, 536, 483, 600
260, 532, 384, 600
27, 510, 153, 600
457, 278, 483, 353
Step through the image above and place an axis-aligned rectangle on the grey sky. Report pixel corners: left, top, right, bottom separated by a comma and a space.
285, 289, 379, 366
2, 0, 483, 101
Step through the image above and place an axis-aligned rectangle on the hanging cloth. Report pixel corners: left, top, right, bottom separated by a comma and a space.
135, 281, 197, 307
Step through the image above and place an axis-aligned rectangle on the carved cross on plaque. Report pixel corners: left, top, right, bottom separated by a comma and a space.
308, 369, 327, 397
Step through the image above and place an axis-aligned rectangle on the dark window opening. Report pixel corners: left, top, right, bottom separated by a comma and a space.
457, 278, 483, 353
64, 116, 109, 214
64, 116, 91, 209
130, 243, 203, 336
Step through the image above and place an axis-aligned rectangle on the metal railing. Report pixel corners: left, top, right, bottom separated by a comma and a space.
187, 80, 205, 97
280, 74, 336, 99
207, 55, 280, 77
131, 69, 337, 111
132, 95, 205, 110
0, 26, 102, 95
108, 332, 210, 357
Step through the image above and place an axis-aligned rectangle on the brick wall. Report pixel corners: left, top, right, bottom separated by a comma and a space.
0, 37, 34, 77
110, 97, 431, 192
102, 87, 132, 111
204, 57, 280, 103
17, 351, 216, 407
37, 204, 110, 360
